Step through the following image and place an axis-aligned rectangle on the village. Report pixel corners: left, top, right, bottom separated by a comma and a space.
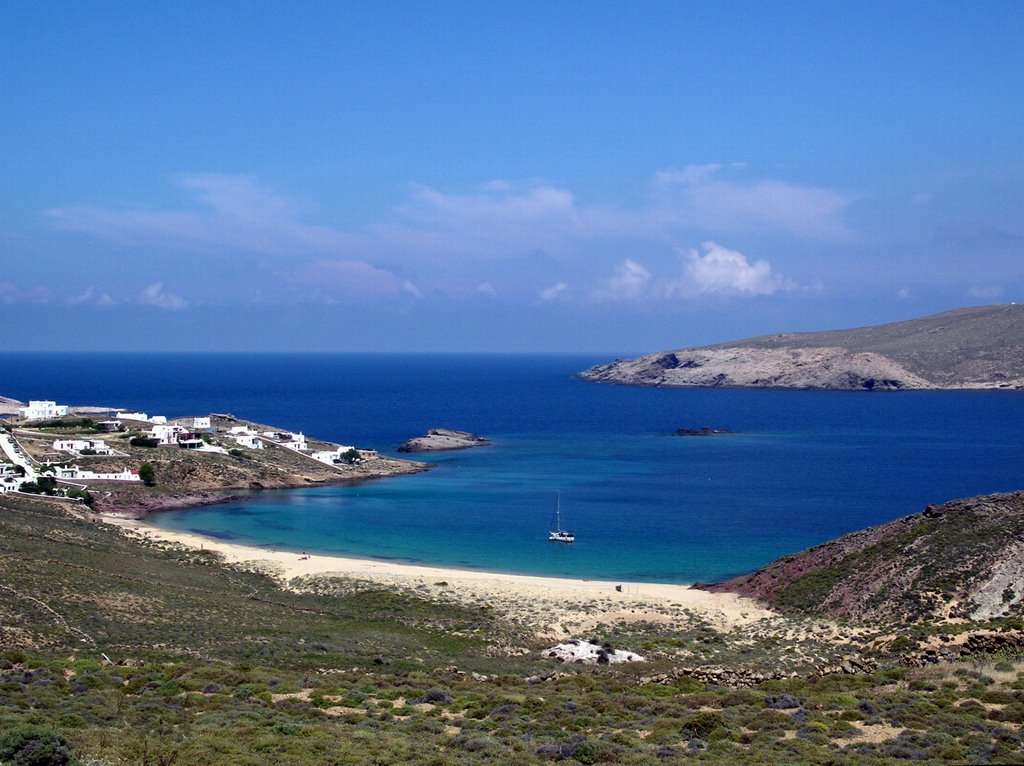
0, 398, 385, 502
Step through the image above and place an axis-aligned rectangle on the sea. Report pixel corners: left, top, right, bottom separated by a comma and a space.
4, 353, 1023, 583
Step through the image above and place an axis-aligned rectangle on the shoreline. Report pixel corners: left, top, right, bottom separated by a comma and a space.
96, 458, 432, 518
102, 513, 776, 639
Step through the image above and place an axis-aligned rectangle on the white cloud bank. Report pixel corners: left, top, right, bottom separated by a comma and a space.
43, 166, 836, 308
46, 166, 850, 261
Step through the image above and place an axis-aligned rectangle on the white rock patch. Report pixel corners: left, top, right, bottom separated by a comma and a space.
542, 640, 645, 664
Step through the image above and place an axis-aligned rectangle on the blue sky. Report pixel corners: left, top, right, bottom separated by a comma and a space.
2, 1, 1021, 352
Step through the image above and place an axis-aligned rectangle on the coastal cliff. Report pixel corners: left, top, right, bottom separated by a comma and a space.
701, 490, 1024, 622
580, 304, 1024, 391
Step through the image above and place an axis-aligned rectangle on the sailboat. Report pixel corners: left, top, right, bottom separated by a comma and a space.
548, 492, 575, 543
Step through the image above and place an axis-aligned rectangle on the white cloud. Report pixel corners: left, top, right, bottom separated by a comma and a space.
654, 164, 851, 239
47, 174, 361, 256
896, 287, 911, 299
139, 282, 187, 310
477, 281, 497, 297
594, 258, 651, 301
0, 282, 50, 304
677, 242, 792, 296
539, 282, 569, 301
966, 285, 1004, 300
290, 259, 413, 302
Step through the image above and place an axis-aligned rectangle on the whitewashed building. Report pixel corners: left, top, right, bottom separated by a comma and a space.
0, 476, 21, 493
283, 432, 308, 451
233, 434, 263, 450
52, 438, 113, 455
310, 446, 356, 465
54, 465, 140, 481
117, 411, 149, 422
193, 416, 211, 429
151, 424, 186, 445
18, 401, 69, 420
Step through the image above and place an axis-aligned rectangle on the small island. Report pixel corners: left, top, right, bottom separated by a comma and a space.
397, 428, 490, 453
676, 427, 736, 436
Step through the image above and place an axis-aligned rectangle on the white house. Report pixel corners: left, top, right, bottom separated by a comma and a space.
283, 432, 308, 451
310, 446, 356, 465
0, 476, 21, 493
18, 401, 69, 420
117, 411, 149, 422
52, 438, 113, 455
228, 426, 255, 436
151, 424, 186, 445
233, 434, 263, 450
53, 465, 140, 481
193, 416, 211, 430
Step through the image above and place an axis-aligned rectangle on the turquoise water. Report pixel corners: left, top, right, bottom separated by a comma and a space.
4, 353, 1023, 582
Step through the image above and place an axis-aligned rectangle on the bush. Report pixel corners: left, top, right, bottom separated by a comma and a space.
130, 437, 160, 448
66, 488, 94, 507
0, 725, 75, 765
679, 711, 726, 740
138, 463, 156, 486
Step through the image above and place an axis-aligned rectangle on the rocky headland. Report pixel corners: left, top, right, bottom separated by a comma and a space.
580, 303, 1024, 391
397, 428, 490, 453
700, 490, 1024, 623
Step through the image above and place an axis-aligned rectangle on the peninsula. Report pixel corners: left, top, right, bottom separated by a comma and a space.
0, 401, 427, 515
580, 304, 1024, 391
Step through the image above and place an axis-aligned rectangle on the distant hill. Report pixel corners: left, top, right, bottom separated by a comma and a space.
700, 491, 1024, 622
580, 304, 1024, 390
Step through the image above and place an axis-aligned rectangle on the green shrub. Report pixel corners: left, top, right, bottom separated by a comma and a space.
679, 711, 726, 740
0, 725, 75, 765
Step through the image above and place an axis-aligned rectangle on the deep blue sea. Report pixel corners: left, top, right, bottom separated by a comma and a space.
4, 353, 1023, 583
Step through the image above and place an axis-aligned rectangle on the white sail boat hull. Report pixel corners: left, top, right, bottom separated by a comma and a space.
548, 492, 575, 543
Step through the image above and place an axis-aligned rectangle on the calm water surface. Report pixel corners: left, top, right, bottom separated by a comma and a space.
4, 353, 1023, 582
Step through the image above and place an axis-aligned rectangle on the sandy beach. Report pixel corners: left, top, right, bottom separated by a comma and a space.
103, 514, 776, 640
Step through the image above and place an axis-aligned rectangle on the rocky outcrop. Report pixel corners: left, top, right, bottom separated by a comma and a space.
700, 491, 1024, 623
580, 304, 1024, 391
398, 429, 489, 453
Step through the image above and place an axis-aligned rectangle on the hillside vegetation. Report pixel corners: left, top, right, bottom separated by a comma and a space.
580, 304, 1024, 390
2, 494, 1024, 763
